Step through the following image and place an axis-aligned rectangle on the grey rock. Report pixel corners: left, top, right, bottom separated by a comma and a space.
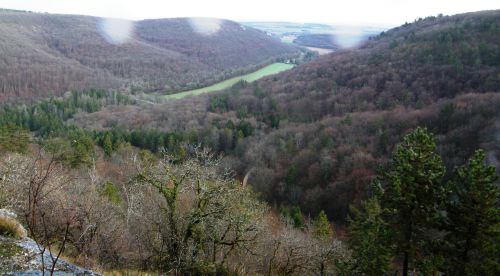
0, 209, 18, 219
0, 210, 100, 275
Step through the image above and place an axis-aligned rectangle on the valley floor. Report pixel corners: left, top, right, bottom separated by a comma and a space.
163, 62, 295, 99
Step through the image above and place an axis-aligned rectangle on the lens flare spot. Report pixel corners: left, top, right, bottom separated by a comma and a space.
99, 18, 134, 44
189, 18, 222, 36
332, 25, 365, 48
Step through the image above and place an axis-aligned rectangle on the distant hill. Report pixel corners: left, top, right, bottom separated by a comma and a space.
293, 34, 340, 49
221, 10, 500, 217
0, 11, 299, 102
243, 21, 385, 48
62, 10, 500, 221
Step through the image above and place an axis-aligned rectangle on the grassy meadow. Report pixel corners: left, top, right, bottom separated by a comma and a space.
164, 62, 294, 99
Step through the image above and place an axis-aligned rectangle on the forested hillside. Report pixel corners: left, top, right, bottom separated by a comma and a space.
0, 9, 499, 275
0, 10, 299, 102
71, 10, 500, 221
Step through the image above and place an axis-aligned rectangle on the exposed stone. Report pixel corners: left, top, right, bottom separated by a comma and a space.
0, 209, 100, 275
0, 209, 18, 219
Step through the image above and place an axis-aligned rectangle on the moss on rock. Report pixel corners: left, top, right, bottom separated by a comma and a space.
0, 241, 22, 257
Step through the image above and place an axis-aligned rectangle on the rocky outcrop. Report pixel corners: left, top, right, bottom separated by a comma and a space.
0, 209, 100, 275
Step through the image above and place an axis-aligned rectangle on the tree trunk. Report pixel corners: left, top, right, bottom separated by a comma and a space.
403, 251, 409, 276
403, 217, 412, 276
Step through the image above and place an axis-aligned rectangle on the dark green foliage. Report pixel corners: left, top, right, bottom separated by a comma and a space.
0, 89, 133, 138
235, 120, 254, 137
347, 130, 499, 275
377, 127, 446, 275
284, 165, 299, 203
103, 132, 113, 157
43, 132, 95, 168
443, 150, 500, 275
285, 165, 299, 187
101, 181, 122, 205
209, 94, 230, 113
67, 130, 95, 167
0, 124, 29, 153
0, 90, 137, 164
280, 206, 305, 228
347, 198, 392, 276
138, 149, 158, 166
266, 113, 280, 128
438, 103, 455, 133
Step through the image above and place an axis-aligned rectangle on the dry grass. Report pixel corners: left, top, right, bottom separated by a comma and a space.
0, 216, 27, 239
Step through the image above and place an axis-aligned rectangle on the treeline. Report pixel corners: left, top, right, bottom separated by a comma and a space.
0, 88, 232, 165
0, 89, 134, 166
0, 89, 133, 137
0, 86, 260, 159
95, 117, 255, 156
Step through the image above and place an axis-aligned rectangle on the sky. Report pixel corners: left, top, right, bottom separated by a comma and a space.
0, 0, 498, 26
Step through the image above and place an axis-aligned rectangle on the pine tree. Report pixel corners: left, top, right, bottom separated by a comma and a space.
0, 124, 30, 153
103, 132, 113, 157
312, 210, 335, 276
68, 130, 95, 167
444, 150, 499, 275
377, 127, 446, 276
101, 180, 122, 205
347, 198, 392, 276
312, 210, 334, 240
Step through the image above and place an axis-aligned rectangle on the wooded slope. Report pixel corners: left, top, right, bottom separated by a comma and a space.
0, 10, 298, 102
70, 10, 500, 220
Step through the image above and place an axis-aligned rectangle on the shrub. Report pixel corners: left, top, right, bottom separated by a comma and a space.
101, 180, 122, 205
0, 216, 26, 239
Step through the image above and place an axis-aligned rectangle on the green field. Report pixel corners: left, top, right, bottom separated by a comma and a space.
164, 63, 295, 99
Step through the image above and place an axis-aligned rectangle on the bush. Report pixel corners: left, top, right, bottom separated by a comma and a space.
0, 216, 26, 239
101, 181, 122, 205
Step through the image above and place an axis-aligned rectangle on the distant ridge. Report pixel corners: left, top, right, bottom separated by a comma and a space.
0, 11, 299, 102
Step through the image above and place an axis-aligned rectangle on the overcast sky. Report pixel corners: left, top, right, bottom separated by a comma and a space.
0, 0, 498, 26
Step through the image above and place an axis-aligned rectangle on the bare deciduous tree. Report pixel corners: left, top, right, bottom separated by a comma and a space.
133, 148, 267, 274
